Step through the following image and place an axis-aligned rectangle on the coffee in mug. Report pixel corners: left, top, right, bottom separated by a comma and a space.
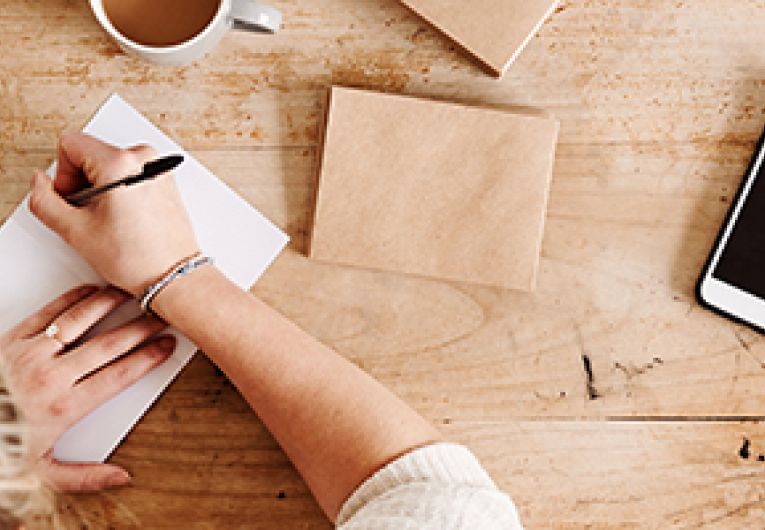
88, 0, 282, 65
102, 0, 222, 47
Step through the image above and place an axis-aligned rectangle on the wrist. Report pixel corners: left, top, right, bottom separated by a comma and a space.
139, 253, 213, 314
130, 248, 202, 298
150, 264, 230, 324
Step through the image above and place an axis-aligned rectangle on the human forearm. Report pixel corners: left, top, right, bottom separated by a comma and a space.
152, 266, 440, 520
27, 133, 440, 519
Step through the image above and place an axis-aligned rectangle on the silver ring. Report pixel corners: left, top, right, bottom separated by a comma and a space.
43, 322, 66, 350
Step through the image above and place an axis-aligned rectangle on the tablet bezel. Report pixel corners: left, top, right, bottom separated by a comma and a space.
697, 124, 765, 333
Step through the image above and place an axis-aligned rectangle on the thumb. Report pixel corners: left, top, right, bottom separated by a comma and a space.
38, 455, 131, 492
28, 170, 80, 239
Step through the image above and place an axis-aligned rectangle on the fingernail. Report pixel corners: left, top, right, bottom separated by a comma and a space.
106, 469, 131, 488
157, 336, 176, 353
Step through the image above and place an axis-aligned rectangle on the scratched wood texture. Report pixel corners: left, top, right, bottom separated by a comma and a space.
4, 0, 765, 527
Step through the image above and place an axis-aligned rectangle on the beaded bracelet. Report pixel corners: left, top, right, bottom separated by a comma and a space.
140, 253, 214, 315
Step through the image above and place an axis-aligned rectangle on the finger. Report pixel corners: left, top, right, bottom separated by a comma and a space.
38, 454, 130, 492
63, 315, 166, 384
58, 134, 159, 189
10, 285, 100, 340
28, 170, 82, 238
73, 336, 176, 413
56, 132, 128, 189
53, 132, 90, 196
49, 287, 130, 346
126, 143, 159, 164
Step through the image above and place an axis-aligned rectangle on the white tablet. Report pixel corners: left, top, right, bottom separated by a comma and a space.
698, 127, 765, 332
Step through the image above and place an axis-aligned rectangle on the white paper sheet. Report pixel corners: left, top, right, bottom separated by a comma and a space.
0, 94, 289, 463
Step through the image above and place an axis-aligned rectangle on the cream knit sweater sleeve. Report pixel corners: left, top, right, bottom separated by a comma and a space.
336, 443, 524, 529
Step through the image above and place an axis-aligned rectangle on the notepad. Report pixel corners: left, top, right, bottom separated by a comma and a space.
0, 94, 289, 463
310, 86, 559, 291
400, 0, 560, 77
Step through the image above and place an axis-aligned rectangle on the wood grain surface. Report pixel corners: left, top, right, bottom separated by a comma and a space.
4, 0, 765, 527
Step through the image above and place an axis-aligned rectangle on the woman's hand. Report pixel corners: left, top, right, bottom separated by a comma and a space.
28, 133, 199, 297
0, 285, 176, 491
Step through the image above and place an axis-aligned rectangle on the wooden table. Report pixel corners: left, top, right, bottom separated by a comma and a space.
4, 0, 765, 527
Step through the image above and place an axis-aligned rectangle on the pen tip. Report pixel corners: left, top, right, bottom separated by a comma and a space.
143, 154, 184, 175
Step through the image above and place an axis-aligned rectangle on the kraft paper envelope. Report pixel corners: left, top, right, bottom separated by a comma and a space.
309, 86, 559, 291
400, 0, 560, 77
0, 94, 289, 463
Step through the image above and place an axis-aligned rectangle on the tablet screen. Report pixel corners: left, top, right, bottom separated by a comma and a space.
713, 162, 765, 299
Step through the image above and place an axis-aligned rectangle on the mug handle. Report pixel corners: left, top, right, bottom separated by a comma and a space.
229, 0, 282, 33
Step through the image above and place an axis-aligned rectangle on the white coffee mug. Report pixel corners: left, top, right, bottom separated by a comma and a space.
88, 0, 282, 66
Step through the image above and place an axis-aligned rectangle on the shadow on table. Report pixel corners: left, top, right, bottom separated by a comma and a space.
670, 68, 765, 302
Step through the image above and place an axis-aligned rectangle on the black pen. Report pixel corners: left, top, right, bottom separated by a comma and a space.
65, 154, 185, 207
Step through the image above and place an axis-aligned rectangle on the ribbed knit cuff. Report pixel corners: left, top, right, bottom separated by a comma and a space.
336, 443, 497, 526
